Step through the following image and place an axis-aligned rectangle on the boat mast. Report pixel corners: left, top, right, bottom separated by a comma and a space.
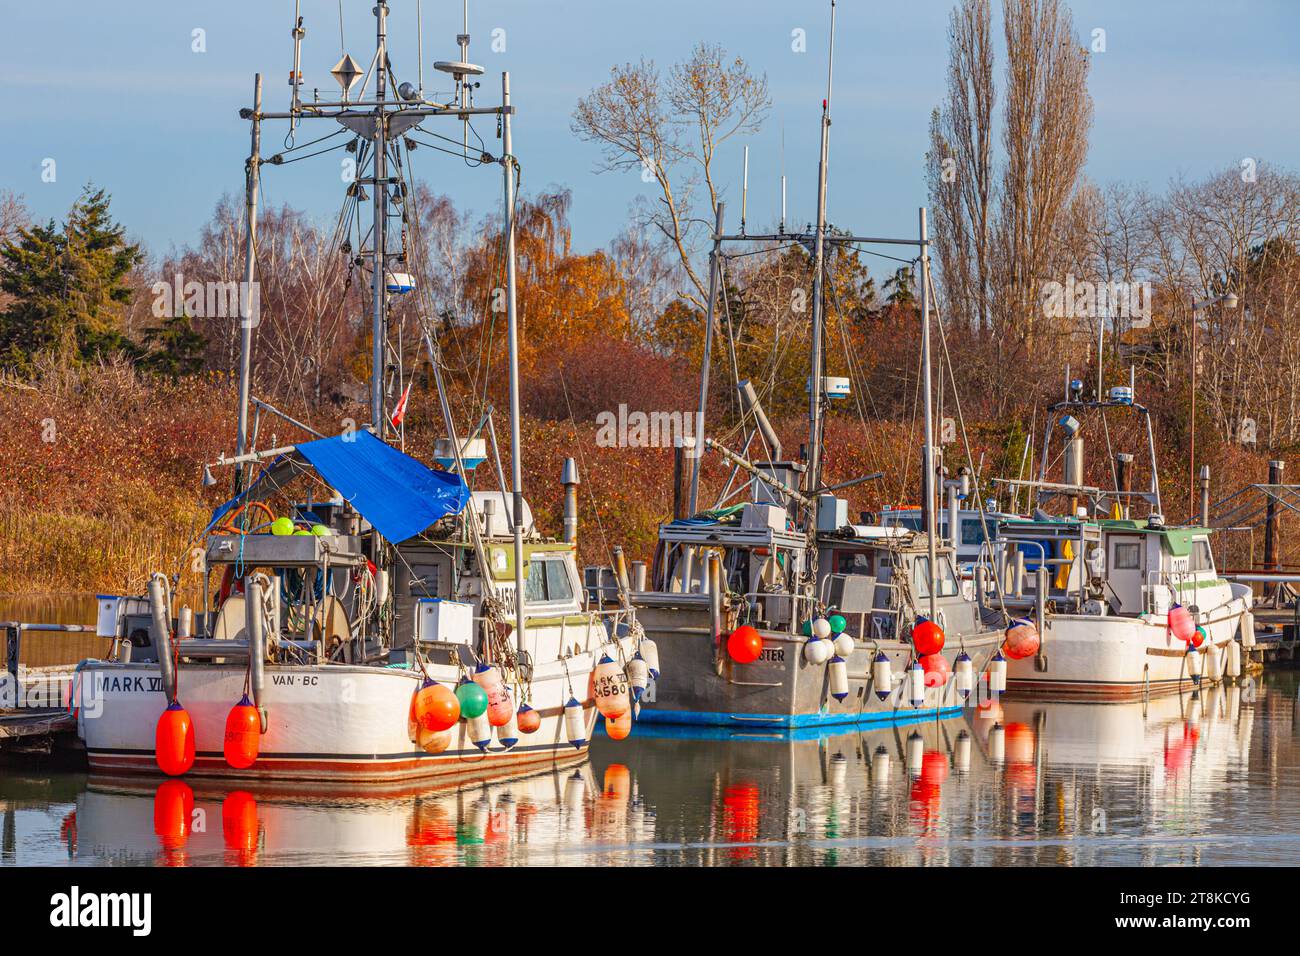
501, 73, 526, 653
687, 201, 725, 518
234, 74, 263, 492
919, 207, 938, 621
807, 0, 836, 499
370, 1, 390, 433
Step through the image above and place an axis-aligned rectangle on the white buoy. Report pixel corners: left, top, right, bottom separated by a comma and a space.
833, 632, 855, 658
871, 746, 892, 790
829, 655, 849, 701
811, 617, 832, 639
906, 731, 924, 777
627, 653, 650, 700
953, 731, 972, 774
829, 752, 848, 789
1186, 644, 1202, 685
497, 708, 519, 750
805, 637, 833, 665
1227, 640, 1242, 678
1205, 643, 1222, 682
641, 638, 661, 680
564, 697, 587, 749
908, 659, 925, 708
988, 723, 1006, 764
872, 651, 892, 701
468, 711, 493, 751
954, 652, 973, 700
990, 650, 1008, 695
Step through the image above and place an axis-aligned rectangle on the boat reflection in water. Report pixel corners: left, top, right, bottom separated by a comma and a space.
13, 675, 1294, 866
63, 756, 657, 867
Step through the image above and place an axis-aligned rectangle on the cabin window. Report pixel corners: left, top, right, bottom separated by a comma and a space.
1113, 543, 1141, 570
1191, 539, 1215, 573
526, 556, 575, 605
835, 551, 873, 575
912, 557, 960, 598
960, 520, 991, 546
408, 564, 442, 597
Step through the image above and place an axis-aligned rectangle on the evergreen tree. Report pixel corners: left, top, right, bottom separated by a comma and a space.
0, 185, 142, 370
142, 311, 207, 378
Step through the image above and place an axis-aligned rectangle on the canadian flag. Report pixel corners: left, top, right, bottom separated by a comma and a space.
390, 382, 413, 427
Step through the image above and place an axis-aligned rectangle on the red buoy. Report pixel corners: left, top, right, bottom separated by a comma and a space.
223, 695, 261, 769
155, 701, 195, 777
920, 653, 951, 687
153, 778, 194, 851
516, 703, 542, 735
912, 618, 945, 656
222, 791, 259, 866
727, 625, 764, 664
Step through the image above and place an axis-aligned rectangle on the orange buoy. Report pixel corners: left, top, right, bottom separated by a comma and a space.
417, 724, 453, 754
516, 703, 541, 735
1003, 619, 1040, 660
155, 701, 196, 776
407, 689, 419, 742
605, 710, 633, 740
223, 695, 261, 769
474, 664, 515, 727
414, 679, 460, 732
912, 618, 945, 656
727, 625, 764, 664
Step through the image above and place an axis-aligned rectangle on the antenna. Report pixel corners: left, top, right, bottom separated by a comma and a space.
779, 125, 786, 234
741, 145, 749, 235
434, 0, 484, 146
416, 0, 424, 97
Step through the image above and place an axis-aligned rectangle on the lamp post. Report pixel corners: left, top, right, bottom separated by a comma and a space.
1189, 291, 1238, 517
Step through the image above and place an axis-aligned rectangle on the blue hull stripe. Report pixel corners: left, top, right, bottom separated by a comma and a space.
634, 704, 965, 730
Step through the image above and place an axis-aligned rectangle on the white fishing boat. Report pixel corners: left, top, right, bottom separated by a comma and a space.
73, 1, 645, 783
979, 378, 1253, 700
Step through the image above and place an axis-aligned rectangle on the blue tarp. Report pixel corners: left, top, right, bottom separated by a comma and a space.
210, 431, 470, 544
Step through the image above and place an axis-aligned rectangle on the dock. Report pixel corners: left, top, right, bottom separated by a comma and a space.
0, 708, 79, 758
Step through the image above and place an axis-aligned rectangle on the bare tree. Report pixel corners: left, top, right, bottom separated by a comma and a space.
572, 44, 770, 310
928, 0, 995, 333
995, 0, 1092, 347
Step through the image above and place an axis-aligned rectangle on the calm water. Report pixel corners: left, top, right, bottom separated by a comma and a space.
2, 672, 1298, 866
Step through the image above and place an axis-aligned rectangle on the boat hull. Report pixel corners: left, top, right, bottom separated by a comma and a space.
76, 660, 604, 783
1005, 601, 1250, 701
633, 603, 1002, 729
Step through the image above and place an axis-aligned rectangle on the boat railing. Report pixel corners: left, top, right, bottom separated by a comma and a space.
1142, 569, 1210, 617
511, 604, 636, 658
974, 539, 1056, 610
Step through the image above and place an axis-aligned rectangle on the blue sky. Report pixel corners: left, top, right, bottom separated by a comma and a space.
2, 0, 1298, 273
